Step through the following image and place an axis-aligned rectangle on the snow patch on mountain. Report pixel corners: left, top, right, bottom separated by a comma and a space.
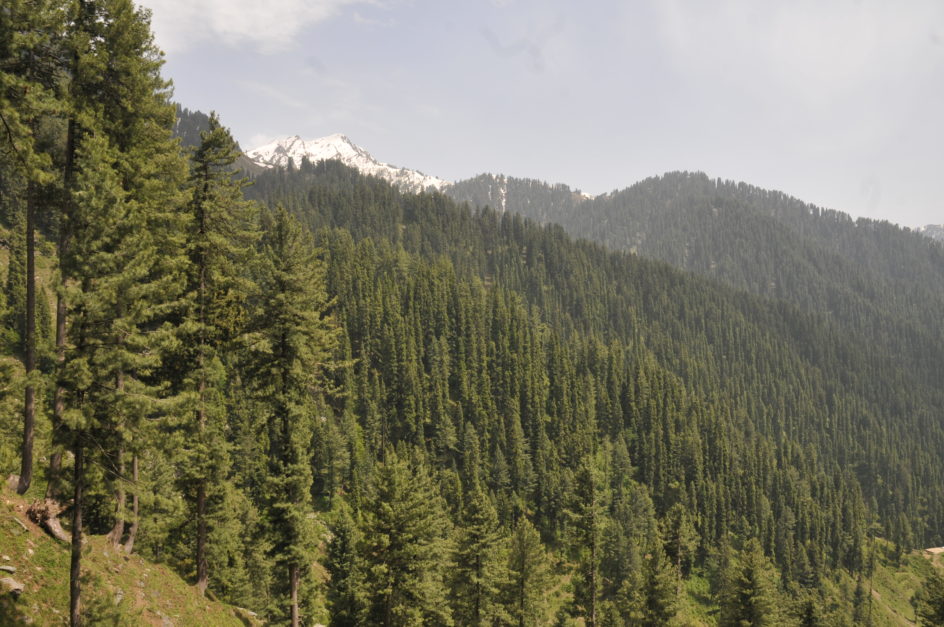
246, 134, 448, 193
917, 224, 944, 243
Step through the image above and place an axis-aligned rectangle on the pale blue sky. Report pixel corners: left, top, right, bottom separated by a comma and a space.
141, 0, 944, 228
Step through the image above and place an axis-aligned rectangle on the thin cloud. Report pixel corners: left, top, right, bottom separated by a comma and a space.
236, 79, 310, 110
653, 0, 942, 98
139, 0, 373, 54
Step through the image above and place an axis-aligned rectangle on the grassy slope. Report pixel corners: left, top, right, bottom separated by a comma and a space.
0, 485, 261, 626
670, 542, 943, 626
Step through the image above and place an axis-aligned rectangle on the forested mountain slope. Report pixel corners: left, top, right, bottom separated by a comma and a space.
448, 172, 944, 325
5, 0, 944, 620
239, 160, 944, 621
451, 170, 944, 415
447, 171, 944, 429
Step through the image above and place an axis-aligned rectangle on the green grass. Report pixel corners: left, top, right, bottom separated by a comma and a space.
672, 540, 944, 626
856, 541, 938, 626
0, 485, 261, 626
673, 569, 716, 626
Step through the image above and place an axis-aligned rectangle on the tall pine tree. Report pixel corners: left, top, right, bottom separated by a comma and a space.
177, 111, 257, 595
451, 488, 510, 626
506, 516, 554, 627
242, 205, 337, 626
358, 451, 453, 626
56, 1, 188, 621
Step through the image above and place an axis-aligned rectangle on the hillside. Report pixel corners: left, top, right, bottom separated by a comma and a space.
249, 159, 944, 553
447, 172, 944, 327
0, 484, 261, 626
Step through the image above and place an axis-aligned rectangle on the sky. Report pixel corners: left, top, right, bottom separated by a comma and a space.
139, 0, 944, 228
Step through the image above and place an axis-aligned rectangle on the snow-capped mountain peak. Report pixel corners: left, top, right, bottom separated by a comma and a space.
917, 224, 944, 243
246, 134, 448, 193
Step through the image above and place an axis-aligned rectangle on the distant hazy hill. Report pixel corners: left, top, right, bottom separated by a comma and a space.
447, 171, 944, 380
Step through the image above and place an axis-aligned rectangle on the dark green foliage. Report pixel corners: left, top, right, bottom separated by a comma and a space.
451, 488, 510, 626
5, 3, 944, 617
325, 503, 363, 626
629, 529, 678, 626
3, 208, 27, 352
917, 569, 944, 626
171, 111, 258, 595
569, 453, 607, 626
450, 171, 944, 553
357, 451, 453, 626
664, 502, 699, 586
506, 517, 554, 627
241, 157, 944, 621
242, 205, 337, 622
718, 539, 783, 627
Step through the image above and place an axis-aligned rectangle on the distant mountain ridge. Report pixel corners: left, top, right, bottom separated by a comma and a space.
245, 134, 448, 193
447, 173, 588, 217
178, 110, 944, 375
449, 171, 944, 415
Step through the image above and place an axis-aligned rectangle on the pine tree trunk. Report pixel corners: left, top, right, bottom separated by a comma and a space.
70, 432, 84, 627
48, 113, 74, 502
290, 564, 300, 627
106, 448, 125, 547
17, 184, 36, 495
588, 483, 598, 627
196, 480, 208, 594
195, 214, 209, 595
45, 452, 62, 499
122, 455, 139, 554
677, 537, 683, 595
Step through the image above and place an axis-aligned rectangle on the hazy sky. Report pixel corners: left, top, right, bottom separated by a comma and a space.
140, 0, 943, 228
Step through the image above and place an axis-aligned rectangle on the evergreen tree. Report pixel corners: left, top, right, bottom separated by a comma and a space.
358, 451, 453, 626
639, 530, 678, 626
62, 124, 180, 625
506, 516, 554, 627
718, 539, 782, 627
325, 502, 363, 627
796, 595, 822, 627
242, 205, 336, 625
664, 502, 699, 591
917, 569, 944, 626
4, 209, 27, 352
54, 1, 188, 620
569, 452, 608, 627
176, 111, 257, 595
0, 0, 63, 495
616, 526, 677, 626
451, 488, 510, 626
852, 575, 868, 625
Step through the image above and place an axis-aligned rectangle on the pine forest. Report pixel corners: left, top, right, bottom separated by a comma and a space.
2, 2, 944, 626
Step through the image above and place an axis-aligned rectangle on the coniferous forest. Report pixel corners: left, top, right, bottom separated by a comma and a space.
2, 2, 944, 626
